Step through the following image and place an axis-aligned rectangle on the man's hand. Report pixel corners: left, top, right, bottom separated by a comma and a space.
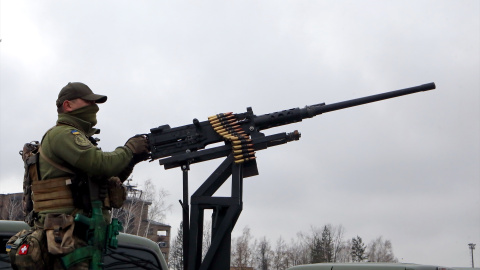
125, 135, 149, 154
108, 177, 126, 208
118, 135, 150, 182
125, 135, 150, 162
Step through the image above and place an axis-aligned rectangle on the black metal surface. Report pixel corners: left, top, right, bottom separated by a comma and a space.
182, 164, 190, 270
186, 155, 243, 270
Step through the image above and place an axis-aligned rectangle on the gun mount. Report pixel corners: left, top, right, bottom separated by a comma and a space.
147, 82, 436, 270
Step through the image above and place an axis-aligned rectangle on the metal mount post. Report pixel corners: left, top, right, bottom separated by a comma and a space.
181, 163, 190, 270
182, 154, 244, 270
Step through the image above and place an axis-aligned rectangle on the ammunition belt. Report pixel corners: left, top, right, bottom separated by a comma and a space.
31, 177, 74, 212
208, 112, 256, 164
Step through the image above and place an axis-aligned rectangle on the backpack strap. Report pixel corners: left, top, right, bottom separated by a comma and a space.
38, 146, 74, 174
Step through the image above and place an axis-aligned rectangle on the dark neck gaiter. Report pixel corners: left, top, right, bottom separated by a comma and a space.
67, 104, 99, 127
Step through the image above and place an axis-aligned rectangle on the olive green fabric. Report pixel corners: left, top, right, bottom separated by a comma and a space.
67, 103, 99, 129
39, 105, 132, 181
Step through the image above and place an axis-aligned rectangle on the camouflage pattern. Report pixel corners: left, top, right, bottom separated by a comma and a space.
6, 228, 48, 270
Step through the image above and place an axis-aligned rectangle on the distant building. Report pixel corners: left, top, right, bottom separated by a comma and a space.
147, 219, 171, 261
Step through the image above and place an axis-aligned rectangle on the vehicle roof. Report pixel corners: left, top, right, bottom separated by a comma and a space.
288, 263, 455, 270
0, 220, 168, 270
0, 220, 29, 234
116, 230, 168, 270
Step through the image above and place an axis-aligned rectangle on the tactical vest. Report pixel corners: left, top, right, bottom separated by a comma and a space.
21, 142, 75, 225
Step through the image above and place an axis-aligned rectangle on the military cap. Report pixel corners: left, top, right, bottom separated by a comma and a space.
56, 82, 107, 107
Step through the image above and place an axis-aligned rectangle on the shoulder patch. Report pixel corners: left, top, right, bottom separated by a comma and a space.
72, 133, 92, 147
71, 130, 80, 135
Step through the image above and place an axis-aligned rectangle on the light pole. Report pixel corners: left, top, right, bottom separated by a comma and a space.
468, 243, 476, 268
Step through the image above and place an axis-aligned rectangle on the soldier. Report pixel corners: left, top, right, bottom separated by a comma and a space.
19, 82, 149, 269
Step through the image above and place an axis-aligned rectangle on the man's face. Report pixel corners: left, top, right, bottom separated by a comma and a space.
65, 98, 95, 112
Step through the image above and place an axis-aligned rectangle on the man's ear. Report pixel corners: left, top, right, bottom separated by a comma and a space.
62, 100, 73, 112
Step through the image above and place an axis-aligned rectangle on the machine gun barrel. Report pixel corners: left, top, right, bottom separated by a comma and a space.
253, 82, 436, 130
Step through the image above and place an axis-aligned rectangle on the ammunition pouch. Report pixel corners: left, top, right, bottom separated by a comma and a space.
6, 228, 48, 270
107, 177, 127, 209
43, 213, 76, 255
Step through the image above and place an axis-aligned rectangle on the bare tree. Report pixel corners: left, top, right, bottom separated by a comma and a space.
141, 179, 172, 237
331, 224, 346, 262
286, 237, 309, 267
294, 231, 312, 265
336, 238, 352, 262
255, 237, 273, 270
272, 236, 288, 270
231, 226, 255, 269
116, 195, 143, 234
282, 238, 300, 269
136, 180, 153, 236
366, 236, 398, 262
6, 194, 23, 221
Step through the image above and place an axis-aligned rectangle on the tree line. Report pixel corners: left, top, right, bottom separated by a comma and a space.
169, 223, 397, 270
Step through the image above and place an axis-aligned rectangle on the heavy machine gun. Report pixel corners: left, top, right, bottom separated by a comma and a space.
147, 82, 436, 270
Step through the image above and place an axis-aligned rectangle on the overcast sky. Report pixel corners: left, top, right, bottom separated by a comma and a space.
1, 0, 479, 268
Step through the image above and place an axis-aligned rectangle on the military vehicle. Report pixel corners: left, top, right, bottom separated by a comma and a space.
0, 220, 168, 270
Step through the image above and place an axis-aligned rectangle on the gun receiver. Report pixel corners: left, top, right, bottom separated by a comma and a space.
148, 82, 435, 170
